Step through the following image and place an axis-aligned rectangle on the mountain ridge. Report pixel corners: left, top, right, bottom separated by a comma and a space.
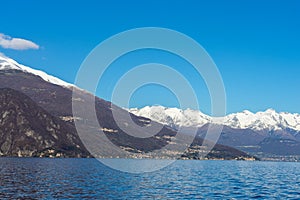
0, 53, 74, 88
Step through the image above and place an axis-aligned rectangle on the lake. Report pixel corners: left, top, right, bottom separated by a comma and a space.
0, 158, 300, 199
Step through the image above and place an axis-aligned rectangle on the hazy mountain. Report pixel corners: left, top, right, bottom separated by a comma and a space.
0, 54, 256, 160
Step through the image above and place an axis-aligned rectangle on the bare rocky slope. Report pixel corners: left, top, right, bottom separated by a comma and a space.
0, 88, 89, 157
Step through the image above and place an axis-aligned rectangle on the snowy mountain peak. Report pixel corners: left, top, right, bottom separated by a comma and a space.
0, 54, 23, 70
241, 110, 254, 115
265, 108, 277, 114
0, 54, 74, 88
129, 105, 210, 129
129, 106, 300, 133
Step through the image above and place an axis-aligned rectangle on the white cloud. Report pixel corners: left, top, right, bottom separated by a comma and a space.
0, 33, 39, 50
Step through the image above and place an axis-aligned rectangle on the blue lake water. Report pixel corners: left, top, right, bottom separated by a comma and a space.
0, 158, 300, 199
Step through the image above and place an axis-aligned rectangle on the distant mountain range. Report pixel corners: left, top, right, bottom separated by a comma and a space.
0, 54, 256, 160
129, 106, 300, 134
129, 106, 300, 160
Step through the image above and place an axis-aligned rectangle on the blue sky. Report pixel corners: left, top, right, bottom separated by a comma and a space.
1, 0, 300, 114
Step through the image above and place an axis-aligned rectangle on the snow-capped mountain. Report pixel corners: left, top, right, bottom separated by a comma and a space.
0, 54, 74, 88
1, 54, 299, 158
129, 106, 300, 133
128, 106, 211, 130
0, 54, 256, 160
4, 53, 299, 135
222, 109, 300, 132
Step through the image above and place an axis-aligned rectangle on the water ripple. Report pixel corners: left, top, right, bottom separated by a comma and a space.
0, 158, 300, 199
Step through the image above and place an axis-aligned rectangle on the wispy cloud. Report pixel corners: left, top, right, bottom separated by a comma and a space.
0, 33, 39, 50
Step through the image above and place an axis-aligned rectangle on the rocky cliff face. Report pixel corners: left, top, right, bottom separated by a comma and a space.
0, 88, 89, 157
